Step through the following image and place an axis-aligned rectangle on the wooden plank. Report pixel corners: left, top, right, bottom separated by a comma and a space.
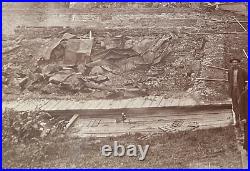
109, 100, 122, 109
15, 100, 30, 111
124, 98, 137, 108
203, 64, 229, 71
36, 99, 50, 110
63, 101, 78, 110
115, 99, 131, 109
11, 100, 24, 110
49, 100, 66, 111
64, 114, 79, 133
95, 100, 111, 109
169, 98, 180, 107
77, 100, 90, 110
54, 100, 70, 110
40, 100, 53, 110
243, 49, 248, 59
23, 100, 39, 111
41, 100, 60, 111
142, 96, 156, 108
50, 100, 67, 110
49, 100, 63, 111
129, 97, 147, 108
196, 78, 228, 82
186, 32, 247, 35
158, 98, 172, 107
102, 100, 114, 109
84, 100, 101, 109
66, 101, 80, 110
233, 17, 247, 32
150, 96, 163, 107
179, 98, 197, 106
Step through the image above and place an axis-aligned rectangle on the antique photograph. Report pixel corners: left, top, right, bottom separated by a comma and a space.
2, 2, 248, 168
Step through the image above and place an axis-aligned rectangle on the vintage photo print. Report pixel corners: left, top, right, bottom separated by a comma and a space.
2, 2, 248, 168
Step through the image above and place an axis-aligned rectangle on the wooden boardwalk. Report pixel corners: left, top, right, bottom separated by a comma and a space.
2, 96, 231, 113
68, 107, 234, 137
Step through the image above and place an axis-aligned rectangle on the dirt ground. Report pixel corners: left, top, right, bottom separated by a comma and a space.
2, 126, 242, 168
2, 4, 248, 103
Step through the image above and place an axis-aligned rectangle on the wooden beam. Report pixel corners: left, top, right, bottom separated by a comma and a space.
185, 32, 247, 35
243, 49, 248, 59
64, 114, 79, 133
203, 64, 229, 71
196, 78, 228, 82
234, 17, 247, 32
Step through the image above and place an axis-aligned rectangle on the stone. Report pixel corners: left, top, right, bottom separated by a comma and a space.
42, 64, 63, 75
41, 83, 60, 94
77, 64, 86, 74
49, 73, 71, 84
90, 66, 104, 75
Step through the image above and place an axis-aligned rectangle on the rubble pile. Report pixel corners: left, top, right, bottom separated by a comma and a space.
3, 28, 233, 101
4, 8, 247, 102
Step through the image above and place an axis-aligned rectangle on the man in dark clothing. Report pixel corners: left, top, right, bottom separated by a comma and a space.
228, 58, 248, 125
239, 84, 248, 152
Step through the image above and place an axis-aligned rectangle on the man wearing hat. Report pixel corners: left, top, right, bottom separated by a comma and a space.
228, 57, 248, 126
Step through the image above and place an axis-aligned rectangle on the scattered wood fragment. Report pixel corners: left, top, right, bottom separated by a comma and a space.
243, 49, 248, 59
196, 78, 228, 82
233, 17, 247, 32
185, 32, 247, 35
64, 114, 79, 133
203, 64, 229, 71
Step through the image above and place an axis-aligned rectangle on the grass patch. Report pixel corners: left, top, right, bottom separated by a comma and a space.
3, 126, 241, 168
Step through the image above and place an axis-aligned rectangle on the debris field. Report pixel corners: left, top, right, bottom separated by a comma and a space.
2, 4, 248, 103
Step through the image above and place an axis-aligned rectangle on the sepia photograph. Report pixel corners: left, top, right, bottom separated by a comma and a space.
2, 2, 248, 168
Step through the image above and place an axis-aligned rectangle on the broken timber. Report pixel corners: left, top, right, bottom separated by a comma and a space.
185, 32, 247, 35
196, 78, 228, 82
243, 49, 248, 59
64, 114, 79, 133
203, 64, 229, 71
233, 16, 247, 32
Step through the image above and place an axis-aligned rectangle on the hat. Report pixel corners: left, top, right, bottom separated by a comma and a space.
229, 58, 241, 63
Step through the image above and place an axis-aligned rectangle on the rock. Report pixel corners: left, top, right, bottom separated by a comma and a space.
41, 83, 60, 94
2, 76, 8, 85
33, 66, 42, 73
49, 73, 72, 85
191, 60, 201, 72
61, 74, 83, 92
27, 83, 44, 92
123, 88, 148, 98
42, 64, 63, 75
87, 75, 109, 84
90, 66, 104, 75
91, 90, 109, 99
100, 41, 105, 48
133, 38, 156, 54
124, 39, 134, 49
146, 70, 159, 77
31, 73, 44, 84
19, 77, 29, 89
77, 64, 86, 74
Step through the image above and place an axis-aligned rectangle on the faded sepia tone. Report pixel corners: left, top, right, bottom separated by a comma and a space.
2, 2, 248, 168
